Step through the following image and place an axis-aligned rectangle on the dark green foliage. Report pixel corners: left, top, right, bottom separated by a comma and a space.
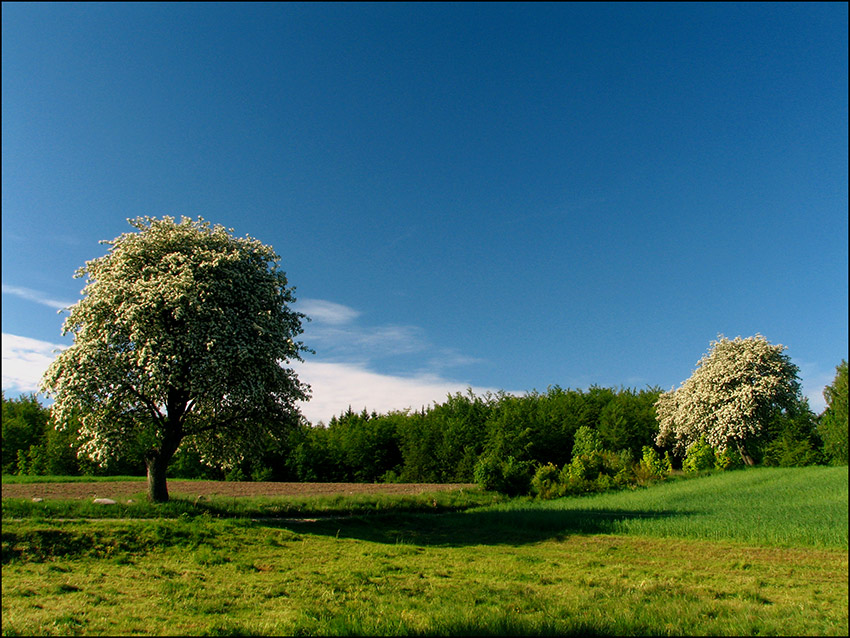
42, 418, 82, 475
597, 388, 661, 459
395, 407, 445, 482
167, 445, 225, 480
423, 391, 492, 482
2, 393, 49, 474
288, 423, 345, 482
4, 374, 835, 494
557, 428, 638, 495
275, 409, 405, 483
761, 400, 824, 467
483, 393, 556, 469
571, 425, 603, 458
1, 394, 147, 477
473, 454, 533, 496
528, 386, 588, 466
329, 408, 403, 482
819, 360, 848, 465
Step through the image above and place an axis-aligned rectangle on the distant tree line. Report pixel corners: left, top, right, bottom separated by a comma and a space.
4, 358, 846, 495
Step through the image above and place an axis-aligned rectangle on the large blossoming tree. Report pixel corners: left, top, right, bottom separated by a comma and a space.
41, 216, 311, 501
655, 334, 802, 465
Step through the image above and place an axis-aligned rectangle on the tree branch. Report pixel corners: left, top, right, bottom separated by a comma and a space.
125, 383, 166, 427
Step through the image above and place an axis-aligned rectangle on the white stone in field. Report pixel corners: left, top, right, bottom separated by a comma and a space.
32, 497, 43, 503
93, 498, 117, 505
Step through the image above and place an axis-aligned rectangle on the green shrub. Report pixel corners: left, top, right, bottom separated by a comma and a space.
683, 436, 716, 474
499, 456, 534, 496
2, 394, 49, 474
16, 444, 50, 476
593, 473, 614, 492
530, 463, 563, 499
474, 454, 533, 496
250, 466, 274, 482
566, 455, 592, 482
714, 446, 745, 471
379, 469, 403, 483
635, 446, 666, 483
571, 426, 603, 458
473, 454, 502, 492
603, 449, 635, 481
762, 433, 823, 467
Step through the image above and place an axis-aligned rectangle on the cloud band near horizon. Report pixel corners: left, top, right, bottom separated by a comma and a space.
1, 332, 500, 423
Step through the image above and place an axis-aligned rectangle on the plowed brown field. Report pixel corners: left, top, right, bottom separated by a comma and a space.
1, 480, 476, 501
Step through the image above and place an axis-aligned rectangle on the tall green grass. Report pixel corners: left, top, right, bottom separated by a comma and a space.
481, 466, 848, 548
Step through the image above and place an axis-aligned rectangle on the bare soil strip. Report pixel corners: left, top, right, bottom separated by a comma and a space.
1, 481, 476, 501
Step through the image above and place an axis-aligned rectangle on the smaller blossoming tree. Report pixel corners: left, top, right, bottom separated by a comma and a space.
655, 334, 802, 465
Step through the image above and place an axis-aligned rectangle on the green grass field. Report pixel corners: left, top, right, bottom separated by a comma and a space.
2, 466, 848, 636
1, 487, 505, 521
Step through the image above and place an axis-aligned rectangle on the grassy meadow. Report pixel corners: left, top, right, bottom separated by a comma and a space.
2, 466, 848, 636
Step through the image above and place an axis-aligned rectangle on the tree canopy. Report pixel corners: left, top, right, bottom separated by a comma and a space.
819, 360, 848, 465
655, 334, 802, 465
40, 216, 310, 500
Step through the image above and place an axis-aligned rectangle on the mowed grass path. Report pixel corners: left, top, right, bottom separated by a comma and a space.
2, 467, 848, 636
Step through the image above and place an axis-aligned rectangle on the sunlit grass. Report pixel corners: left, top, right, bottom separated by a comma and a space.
3, 519, 846, 636
2, 466, 847, 636
483, 465, 848, 548
2, 488, 505, 520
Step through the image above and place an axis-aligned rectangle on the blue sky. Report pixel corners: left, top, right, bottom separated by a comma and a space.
2, 2, 847, 423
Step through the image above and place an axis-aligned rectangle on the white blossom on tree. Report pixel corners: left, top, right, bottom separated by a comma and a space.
40, 216, 310, 501
655, 334, 801, 465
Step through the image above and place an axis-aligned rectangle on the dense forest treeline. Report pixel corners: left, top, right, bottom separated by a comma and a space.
4, 378, 843, 496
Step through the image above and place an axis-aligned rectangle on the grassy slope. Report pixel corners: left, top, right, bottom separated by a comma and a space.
2, 467, 848, 636
484, 465, 849, 548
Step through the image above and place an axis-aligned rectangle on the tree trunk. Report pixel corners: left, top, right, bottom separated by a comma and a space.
738, 444, 756, 466
145, 432, 183, 502
146, 392, 188, 503
146, 453, 170, 503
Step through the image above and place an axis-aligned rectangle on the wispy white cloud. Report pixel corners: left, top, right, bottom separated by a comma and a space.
2, 284, 75, 311
290, 299, 495, 421
293, 360, 503, 424
307, 323, 428, 359
1, 333, 67, 394
298, 300, 485, 370
426, 350, 486, 371
297, 297, 428, 361
295, 298, 431, 360
297, 298, 361, 325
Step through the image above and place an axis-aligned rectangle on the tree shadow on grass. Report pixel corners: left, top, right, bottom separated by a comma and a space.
274, 505, 691, 547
